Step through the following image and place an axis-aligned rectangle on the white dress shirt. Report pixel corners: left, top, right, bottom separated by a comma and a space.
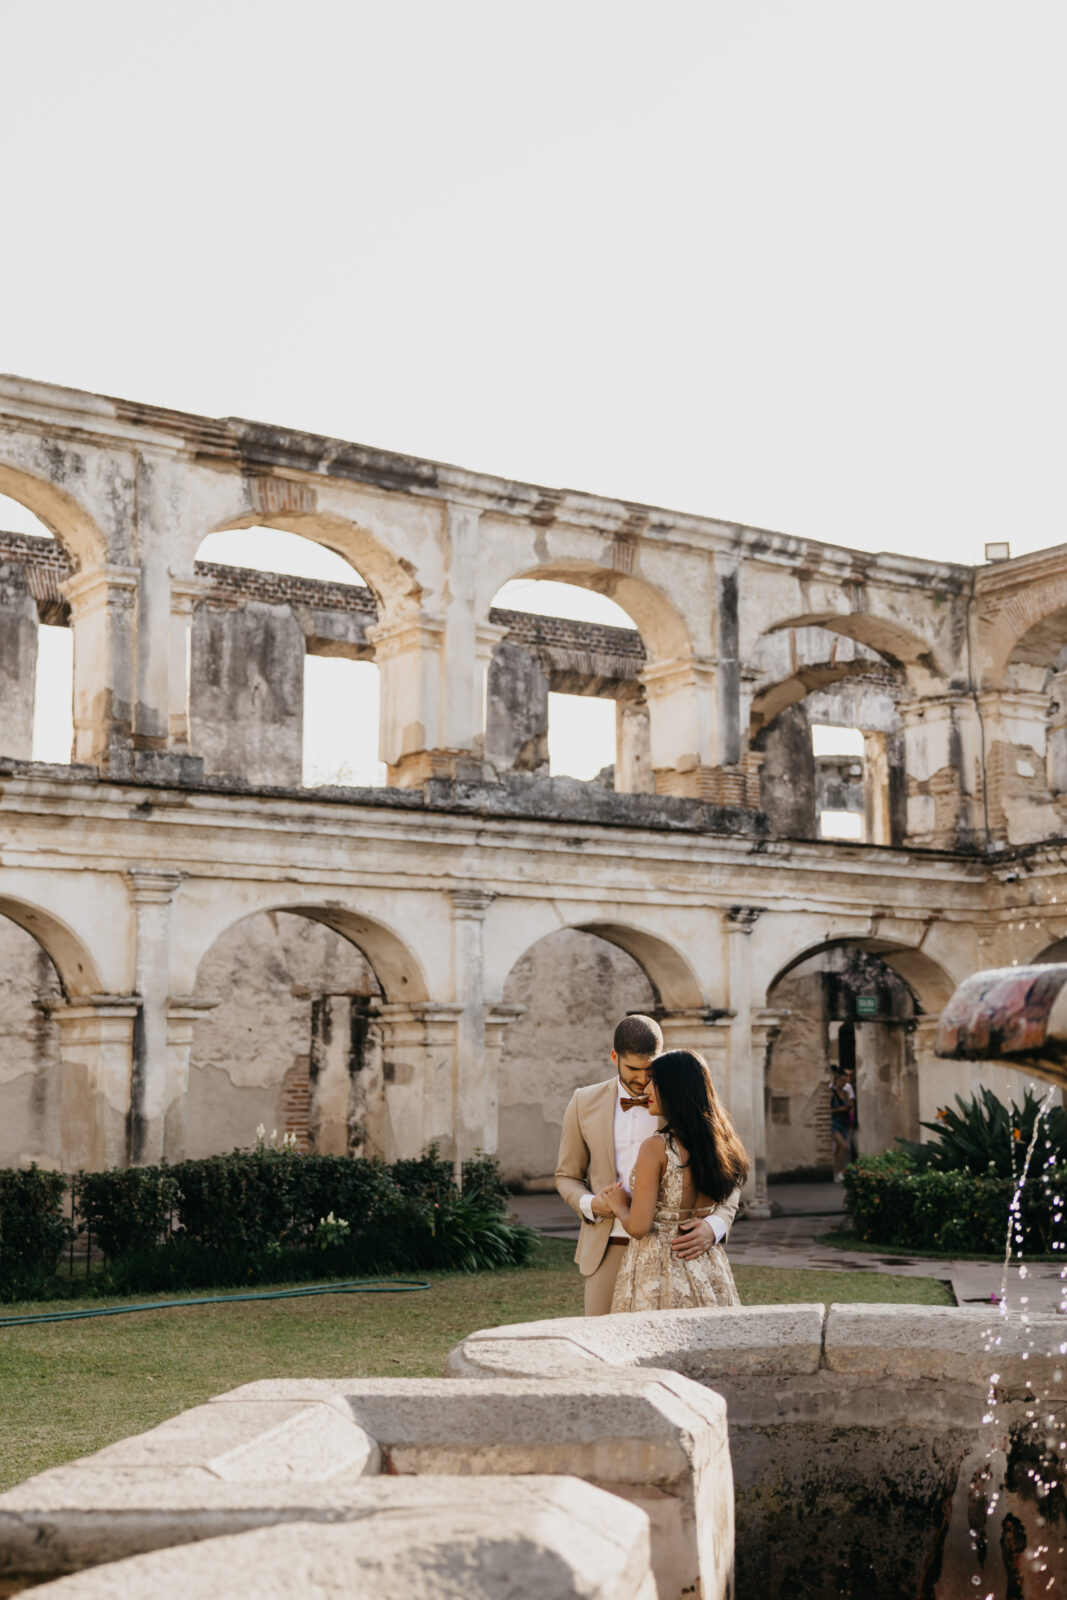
578, 1079, 726, 1242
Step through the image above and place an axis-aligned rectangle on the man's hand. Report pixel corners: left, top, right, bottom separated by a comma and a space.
590, 1187, 622, 1218
670, 1216, 715, 1258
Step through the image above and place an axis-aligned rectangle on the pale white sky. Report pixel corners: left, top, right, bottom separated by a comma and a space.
4, 3, 1066, 776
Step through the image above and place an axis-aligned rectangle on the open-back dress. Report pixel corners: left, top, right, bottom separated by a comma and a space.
610, 1130, 741, 1313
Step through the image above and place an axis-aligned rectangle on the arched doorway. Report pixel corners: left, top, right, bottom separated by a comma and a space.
764, 941, 929, 1176
0, 492, 74, 764
0, 915, 65, 1168
186, 909, 385, 1160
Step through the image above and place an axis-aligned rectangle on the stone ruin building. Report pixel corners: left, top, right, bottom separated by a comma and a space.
2, 372, 1066, 1206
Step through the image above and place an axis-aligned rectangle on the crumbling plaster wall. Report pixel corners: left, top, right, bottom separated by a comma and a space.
0, 919, 64, 1170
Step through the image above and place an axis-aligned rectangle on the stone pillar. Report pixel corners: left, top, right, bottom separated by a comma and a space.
376, 1001, 463, 1162
977, 688, 1056, 846
190, 602, 304, 786
725, 906, 773, 1216
1047, 670, 1067, 794
163, 997, 219, 1163
441, 503, 506, 766
615, 699, 653, 794
656, 1009, 735, 1135
899, 695, 984, 849
755, 704, 817, 839
63, 565, 138, 769
54, 997, 140, 1171
863, 730, 893, 845
168, 578, 209, 751
451, 889, 494, 1182
126, 869, 184, 1166
0, 558, 38, 759
369, 618, 446, 786
642, 657, 760, 806
486, 640, 550, 775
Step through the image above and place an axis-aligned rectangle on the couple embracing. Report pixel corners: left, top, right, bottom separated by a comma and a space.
555, 1014, 749, 1317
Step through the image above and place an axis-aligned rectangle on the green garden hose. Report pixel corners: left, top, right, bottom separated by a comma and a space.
0, 1278, 430, 1328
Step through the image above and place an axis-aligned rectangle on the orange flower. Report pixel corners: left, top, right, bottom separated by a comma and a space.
1012, 1128, 1022, 1141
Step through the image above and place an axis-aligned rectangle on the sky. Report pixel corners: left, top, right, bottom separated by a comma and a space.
4, 2, 1066, 777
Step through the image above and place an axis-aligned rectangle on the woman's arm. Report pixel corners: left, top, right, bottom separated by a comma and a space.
604, 1138, 665, 1238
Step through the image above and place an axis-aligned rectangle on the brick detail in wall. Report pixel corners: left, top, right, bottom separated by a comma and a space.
0, 532, 648, 677
282, 1060, 310, 1153
655, 758, 762, 807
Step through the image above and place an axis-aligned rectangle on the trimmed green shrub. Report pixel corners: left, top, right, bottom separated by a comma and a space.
843, 1151, 1067, 1255
78, 1166, 178, 1258
0, 1167, 70, 1294
0, 1144, 533, 1299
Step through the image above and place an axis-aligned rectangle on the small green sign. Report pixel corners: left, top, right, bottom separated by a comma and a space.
856, 995, 878, 1018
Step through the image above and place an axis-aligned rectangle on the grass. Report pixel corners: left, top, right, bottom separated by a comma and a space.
0, 1238, 952, 1492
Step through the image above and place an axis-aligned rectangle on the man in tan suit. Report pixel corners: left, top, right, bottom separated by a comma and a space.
555, 1013, 742, 1315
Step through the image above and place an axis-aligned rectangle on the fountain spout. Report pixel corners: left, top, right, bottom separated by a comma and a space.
935, 962, 1067, 1086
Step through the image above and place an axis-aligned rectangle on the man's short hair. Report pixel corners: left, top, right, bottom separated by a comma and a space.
613, 1014, 663, 1058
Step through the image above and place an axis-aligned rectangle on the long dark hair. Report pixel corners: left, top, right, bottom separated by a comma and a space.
650, 1049, 750, 1203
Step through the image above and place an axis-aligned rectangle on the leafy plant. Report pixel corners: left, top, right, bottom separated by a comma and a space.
897, 1086, 1067, 1181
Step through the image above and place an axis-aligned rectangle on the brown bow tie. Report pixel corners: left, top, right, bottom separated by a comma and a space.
620, 1096, 649, 1112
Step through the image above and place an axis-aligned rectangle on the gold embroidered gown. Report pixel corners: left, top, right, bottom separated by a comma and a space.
610, 1131, 741, 1314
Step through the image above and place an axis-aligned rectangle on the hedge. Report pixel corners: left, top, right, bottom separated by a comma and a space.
843, 1151, 1067, 1255
0, 1147, 535, 1300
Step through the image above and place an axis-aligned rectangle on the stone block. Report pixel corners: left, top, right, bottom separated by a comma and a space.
24, 1478, 657, 1600
825, 1301, 1067, 1393
0, 1375, 731, 1600
446, 1303, 826, 1383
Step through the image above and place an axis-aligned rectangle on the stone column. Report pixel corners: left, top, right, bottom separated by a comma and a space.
63, 565, 138, 769
376, 1001, 463, 1162
641, 657, 760, 806
53, 997, 140, 1171
1047, 670, 1067, 795
899, 695, 983, 849
615, 699, 653, 794
0, 559, 38, 759
368, 617, 446, 786
163, 996, 219, 1163
451, 889, 494, 1183
168, 577, 210, 751
486, 640, 550, 775
125, 868, 184, 1165
976, 688, 1056, 846
863, 730, 893, 846
190, 602, 305, 786
725, 905, 773, 1216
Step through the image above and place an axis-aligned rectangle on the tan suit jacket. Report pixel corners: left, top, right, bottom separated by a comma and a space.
554, 1076, 743, 1276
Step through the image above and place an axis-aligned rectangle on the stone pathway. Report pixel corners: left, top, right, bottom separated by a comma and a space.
511, 1183, 1067, 1314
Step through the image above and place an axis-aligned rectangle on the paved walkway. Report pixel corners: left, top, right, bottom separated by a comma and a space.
511, 1183, 1067, 1314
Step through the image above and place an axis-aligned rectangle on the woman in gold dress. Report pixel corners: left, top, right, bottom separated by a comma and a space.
606, 1049, 749, 1313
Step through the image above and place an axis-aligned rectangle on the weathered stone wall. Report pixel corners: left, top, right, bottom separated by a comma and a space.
187, 913, 381, 1160
497, 931, 656, 1187
190, 603, 305, 787
0, 919, 64, 1169
0, 560, 38, 760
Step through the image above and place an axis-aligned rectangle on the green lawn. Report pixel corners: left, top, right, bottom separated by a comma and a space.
0, 1239, 951, 1491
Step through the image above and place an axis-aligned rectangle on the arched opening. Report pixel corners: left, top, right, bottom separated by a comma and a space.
0, 492, 74, 764
0, 896, 106, 1171
487, 578, 651, 791
496, 926, 658, 1188
751, 624, 906, 843
186, 906, 407, 1161
0, 913, 65, 1168
191, 527, 384, 788
762, 937, 954, 1178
